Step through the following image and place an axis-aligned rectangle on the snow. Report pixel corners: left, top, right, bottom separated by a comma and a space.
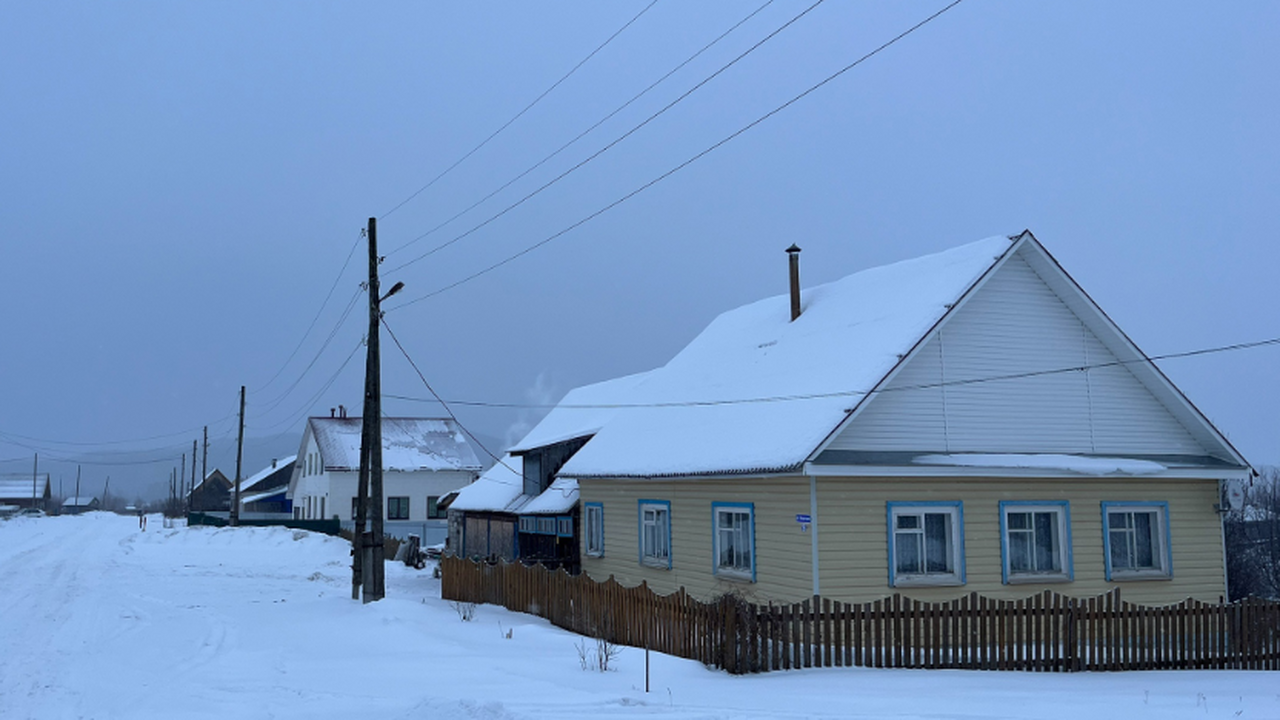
61, 495, 97, 506
446, 455, 530, 513
508, 370, 657, 453
913, 454, 1169, 476
0, 474, 48, 499
1, 513, 1273, 720
561, 237, 1015, 478
238, 455, 297, 494
309, 417, 482, 472
519, 477, 579, 515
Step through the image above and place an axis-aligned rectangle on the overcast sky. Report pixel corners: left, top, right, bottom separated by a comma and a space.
2, 1, 1277, 500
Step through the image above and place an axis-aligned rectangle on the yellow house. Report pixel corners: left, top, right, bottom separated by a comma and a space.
558, 231, 1251, 606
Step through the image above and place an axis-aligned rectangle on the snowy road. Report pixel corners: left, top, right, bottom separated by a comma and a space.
1, 514, 1276, 720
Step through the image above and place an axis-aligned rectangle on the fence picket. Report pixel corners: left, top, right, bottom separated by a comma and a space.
439, 556, 1278, 675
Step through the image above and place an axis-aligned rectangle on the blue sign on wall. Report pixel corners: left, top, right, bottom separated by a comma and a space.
795, 514, 811, 524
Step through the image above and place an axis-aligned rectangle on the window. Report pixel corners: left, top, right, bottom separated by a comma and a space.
518, 516, 538, 534
638, 500, 671, 568
351, 497, 360, 520
1000, 501, 1072, 583
713, 503, 754, 581
556, 516, 573, 538
319, 497, 325, 520
427, 496, 446, 519
886, 502, 964, 587
388, 496, 410, 521
585, 503, 604, 557
536, 516, 556, 535
1102, 502, 1172, 580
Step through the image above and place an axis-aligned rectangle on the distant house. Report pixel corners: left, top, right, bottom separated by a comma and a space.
0, 474, 51, 510
446, 372, 651, 572
62, 496, 101, 515
287, 417, 481, 543
188, 469, 232, 512
559, 232, 1250, 606
237, 457, 296, 516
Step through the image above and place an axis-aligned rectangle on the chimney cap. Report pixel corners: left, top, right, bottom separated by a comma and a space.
786, 244, 802, 254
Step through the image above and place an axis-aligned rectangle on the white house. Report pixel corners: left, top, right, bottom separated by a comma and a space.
288, 417, 481, 540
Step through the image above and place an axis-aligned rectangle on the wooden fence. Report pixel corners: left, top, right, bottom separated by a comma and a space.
441, 555, 1280, 673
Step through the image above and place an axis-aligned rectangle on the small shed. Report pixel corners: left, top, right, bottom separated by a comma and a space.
62, 496, 101, 515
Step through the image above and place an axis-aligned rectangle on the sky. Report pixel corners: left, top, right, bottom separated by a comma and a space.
1, 1, 1277, 500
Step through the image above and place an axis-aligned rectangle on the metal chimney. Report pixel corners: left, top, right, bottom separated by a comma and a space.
787, 244, 802, 321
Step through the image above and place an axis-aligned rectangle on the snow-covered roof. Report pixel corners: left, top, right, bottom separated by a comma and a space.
519, 477, 579, 515
560, 236, 1014, 478
0, 475, 48, 500
240, 487, 288, 505
239, 456, 296, 494
508, 371, 657, 452
62, 496, 97, 507
309, 418, 481, 472
446, 456, 530, 513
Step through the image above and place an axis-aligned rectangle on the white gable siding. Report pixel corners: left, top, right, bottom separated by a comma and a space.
831, 252, 1206, 456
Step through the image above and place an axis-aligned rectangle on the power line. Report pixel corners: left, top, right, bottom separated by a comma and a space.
380, 317, 516, 475
385, 0, 776, 260
381, 332, 1280, 410
384, 0, 825, 276
0, 412, 237, 449
251, 233, 363, 395
379, 0, 659, 220
387, 0, 964, 309
247, 288, 363, 419
244, 338, 365, 434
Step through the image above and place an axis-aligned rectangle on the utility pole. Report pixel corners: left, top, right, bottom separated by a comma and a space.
358, 216, 399, 603
74, 465, 81, 509
232, 386, 245, 527
191, 439, 197, 508
103, 476, 110, 508
202, 426, 208, 486
180, 453, 186, 513
32, 453, 37, 509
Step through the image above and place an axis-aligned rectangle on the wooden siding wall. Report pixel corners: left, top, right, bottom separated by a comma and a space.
579, 476, 1226, 606
831, 252, 1207, 456
442, 557, 1280, 674
817, 476, 1225, 605
580, 476, 814, 603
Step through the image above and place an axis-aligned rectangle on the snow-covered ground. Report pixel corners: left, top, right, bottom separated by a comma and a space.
1, 514, 1275, 720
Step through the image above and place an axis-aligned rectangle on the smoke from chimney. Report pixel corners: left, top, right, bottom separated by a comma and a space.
787, 244, 802, 321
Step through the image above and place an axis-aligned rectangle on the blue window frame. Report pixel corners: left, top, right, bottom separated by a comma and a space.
999, 501, 1073, 584
711, 502, 755, 582
556, 515, 574, 538
1101, 501, 1173, 581
638, 499, 671, 569
886, 501, 965, 587
584, 503, 604, 557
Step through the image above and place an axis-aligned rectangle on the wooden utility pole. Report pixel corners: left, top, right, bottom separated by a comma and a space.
74, 465, 81, 508
232, 386, 245, 527
180, 453, 186, 512
32, 453, 37, 508
191, 439, 197, 507
202, 426, 208, 486
103, 476, 110, 508
359, 216, 387, 602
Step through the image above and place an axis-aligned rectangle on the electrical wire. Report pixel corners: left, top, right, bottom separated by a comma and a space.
387, 0, 964, 309
380, 333, 1280, 410
379, 0, 659, 220
244, 338, 365, 435
384, 0, 825, 276
385, 0, 776, 259
248, 288, 363, 419
251, 233, 363, 395
380, 316, 517, 476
